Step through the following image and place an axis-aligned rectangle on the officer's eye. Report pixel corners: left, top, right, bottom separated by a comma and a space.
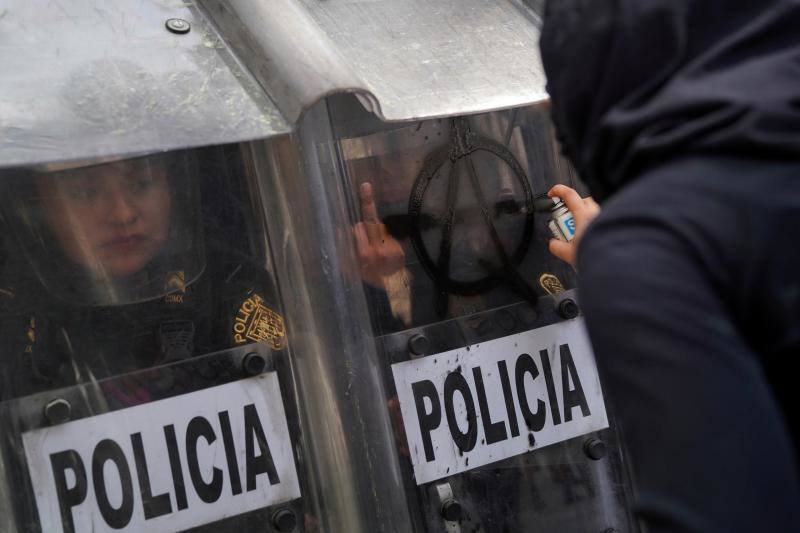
128, 176, 157, 192
65, 186, 98, 201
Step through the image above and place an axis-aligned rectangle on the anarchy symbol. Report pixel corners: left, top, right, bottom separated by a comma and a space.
408, 118, 539, 316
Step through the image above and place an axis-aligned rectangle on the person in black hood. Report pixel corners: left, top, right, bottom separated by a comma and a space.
539, 1, 800, 532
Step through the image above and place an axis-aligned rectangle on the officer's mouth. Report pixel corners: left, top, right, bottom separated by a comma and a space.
102, 234, 148, 252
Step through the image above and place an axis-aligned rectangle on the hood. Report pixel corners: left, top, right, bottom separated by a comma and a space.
540, 0, 800, 201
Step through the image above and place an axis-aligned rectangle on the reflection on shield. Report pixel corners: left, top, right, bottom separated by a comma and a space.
408, 118, 539, 317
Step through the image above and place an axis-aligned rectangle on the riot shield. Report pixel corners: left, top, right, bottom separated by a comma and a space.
255, 95, 638, 533
1, 1, 640, 531
0, 146, 308, 532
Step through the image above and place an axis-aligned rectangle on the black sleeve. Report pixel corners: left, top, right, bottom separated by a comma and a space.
576, 158, 800, 533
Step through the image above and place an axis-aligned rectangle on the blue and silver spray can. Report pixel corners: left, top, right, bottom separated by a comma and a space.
546, 197, 576, 242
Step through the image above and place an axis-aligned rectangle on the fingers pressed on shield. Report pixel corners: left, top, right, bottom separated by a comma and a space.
360, 182, 383, 243
353, 180, 407, 287
359, 182, 380, 223
353, 223, 370, 254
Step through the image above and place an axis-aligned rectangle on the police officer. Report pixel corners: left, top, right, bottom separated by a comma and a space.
0, 150, 290, 530
0, 151, 285, 402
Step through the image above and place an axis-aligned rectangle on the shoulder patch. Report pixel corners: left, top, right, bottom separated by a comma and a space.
233, 293, 286, 349
538, 273, 566, 295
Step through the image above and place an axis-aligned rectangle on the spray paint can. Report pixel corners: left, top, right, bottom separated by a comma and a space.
546, 197, 576, 242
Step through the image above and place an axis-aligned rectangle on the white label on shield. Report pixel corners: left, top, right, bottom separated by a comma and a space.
22, 373, 300, 533
392, 317, 608, 485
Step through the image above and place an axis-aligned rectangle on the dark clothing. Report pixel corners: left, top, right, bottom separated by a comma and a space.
0, 245, 284, 530
540, 0, 800, 202
540, 1, 800, 531
578, 156, 800, 532
0, 245, 282, 399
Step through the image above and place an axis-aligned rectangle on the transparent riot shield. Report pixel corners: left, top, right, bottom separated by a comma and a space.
255, 95, 638, 533
1, 1, 636, 531
0, 146, 308, 533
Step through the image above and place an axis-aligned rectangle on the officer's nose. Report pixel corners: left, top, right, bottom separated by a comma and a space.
106, 189, 139, 226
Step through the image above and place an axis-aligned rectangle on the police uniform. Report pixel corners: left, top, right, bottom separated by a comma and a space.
0, 244, 285, 402
0, 228, 286, 530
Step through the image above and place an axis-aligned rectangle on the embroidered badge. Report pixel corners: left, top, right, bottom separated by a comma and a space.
164, 271, 186, 305
233, 293, 286, 349
538, 273, 566, 295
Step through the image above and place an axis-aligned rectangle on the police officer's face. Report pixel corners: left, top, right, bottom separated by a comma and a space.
37, 159, 171, 278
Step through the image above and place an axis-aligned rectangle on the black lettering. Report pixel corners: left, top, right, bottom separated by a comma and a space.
92, 439, 134, 529
244, 404, 280, 490
539, 349, 562, 425
472, 366, 507, 444
560, 344, 591, 421
515, 353, 547, 432
443, 371, 478, 453
497, 360, 520, 438
218, 411, 243, 495
49, 449, 87, 533
131, 433, 172, 520
164, 424, 188, 511
412, 380, 442, 462
186, 416, 223, 504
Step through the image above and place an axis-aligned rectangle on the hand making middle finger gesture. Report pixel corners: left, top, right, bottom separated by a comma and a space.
353, 182, 406, 288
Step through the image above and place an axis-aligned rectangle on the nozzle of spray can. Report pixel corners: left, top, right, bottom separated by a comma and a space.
534, 194, 576, 242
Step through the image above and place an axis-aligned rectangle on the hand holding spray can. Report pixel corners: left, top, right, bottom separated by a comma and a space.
535, 194, 576, 242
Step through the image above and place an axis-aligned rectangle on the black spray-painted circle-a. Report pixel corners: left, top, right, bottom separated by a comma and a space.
408, 118, 536, 314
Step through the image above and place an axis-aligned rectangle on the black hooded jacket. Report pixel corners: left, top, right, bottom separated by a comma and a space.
540, 3, 800, 531
540, 0, 800, 202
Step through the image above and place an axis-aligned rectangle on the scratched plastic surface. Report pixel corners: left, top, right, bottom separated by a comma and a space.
0, 145, 307, 532
0, 0, 289, 169
324, 95, 636, 533
326, 95, 584, 336
0, 96, 639, 532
